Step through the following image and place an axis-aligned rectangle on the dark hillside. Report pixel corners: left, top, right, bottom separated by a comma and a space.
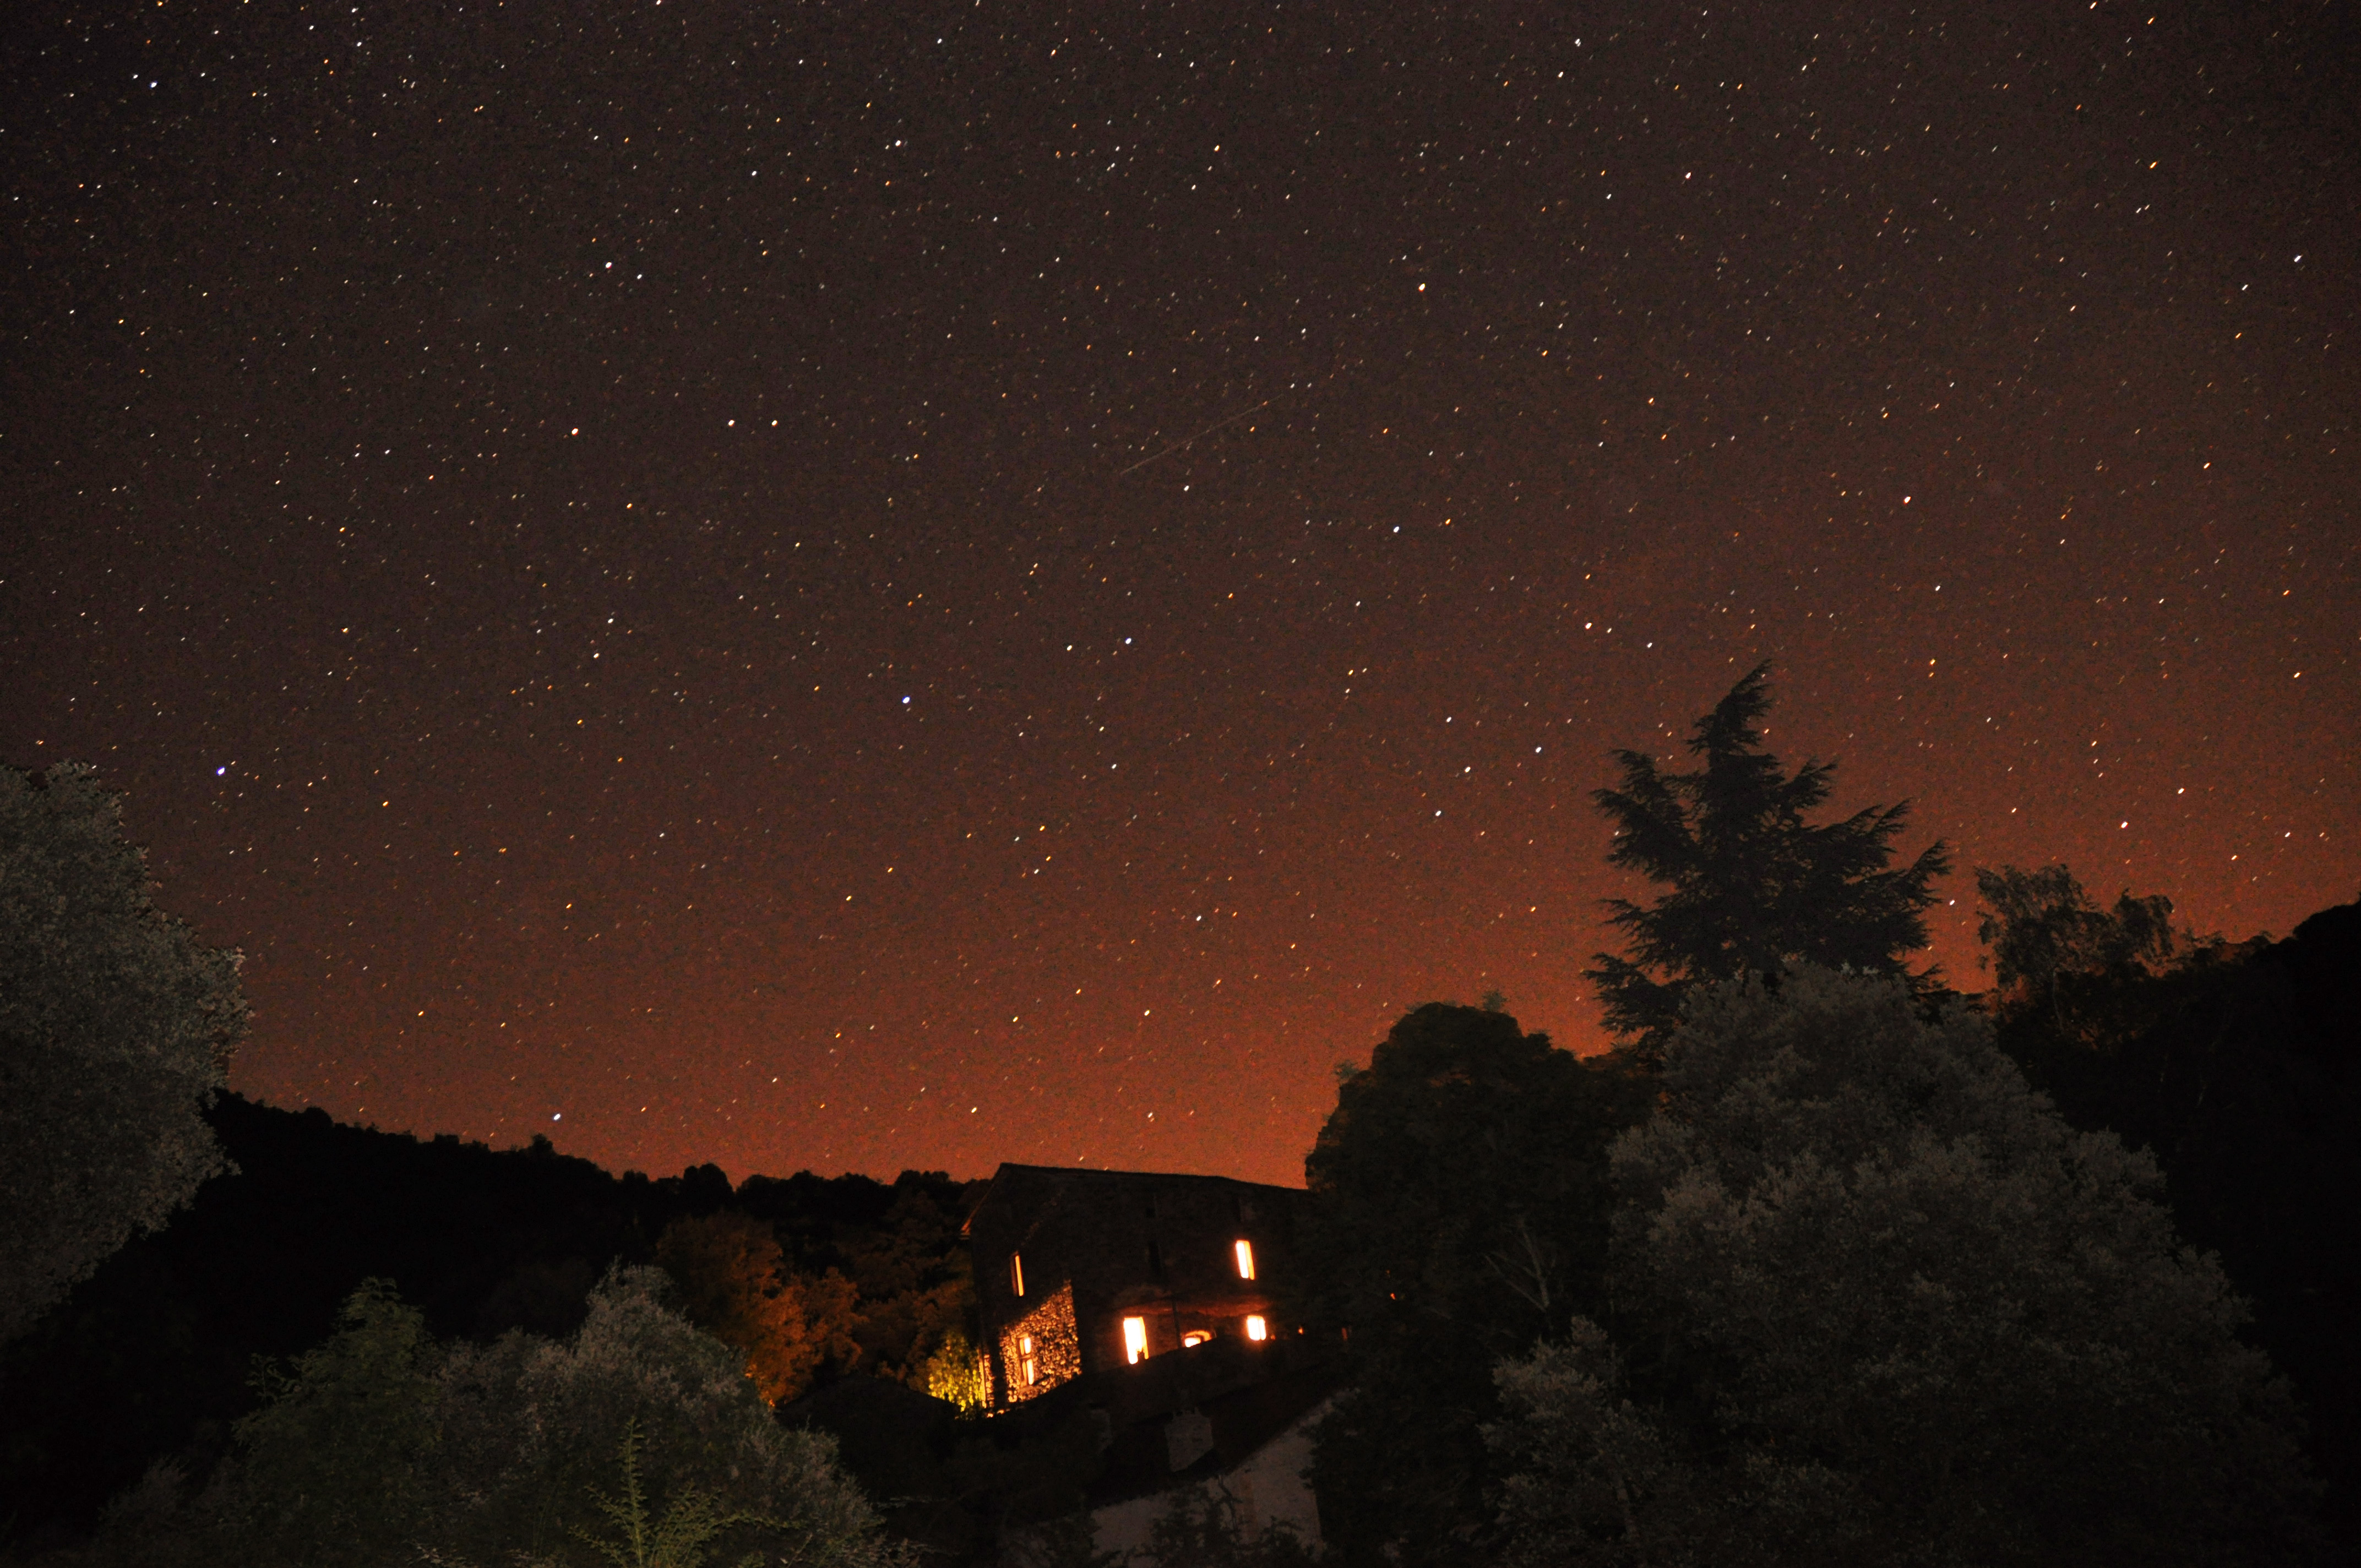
0, 1096, 977, 1543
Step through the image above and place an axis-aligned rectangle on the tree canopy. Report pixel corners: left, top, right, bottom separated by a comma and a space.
1977, 867, 2361, 1546
1490, 967, 2319, 1566
0, 761, 248, 1343
1586, 665, 1949, 1054
1975, 862, 2187, 1005
655, 1211, 860, 1405
1294, 1001, 1648, 1565
148, 1267, 904, 1568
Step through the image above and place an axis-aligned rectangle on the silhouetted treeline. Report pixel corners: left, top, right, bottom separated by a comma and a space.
0, 1095, 980, 1546
1984, 894, 2361, 1548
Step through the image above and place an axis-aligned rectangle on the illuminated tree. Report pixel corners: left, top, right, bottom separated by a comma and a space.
0, 761, 248, 1344
836, 1180, 978, 1381
1586, 664, 1949, 1057
656, 1211, 861, 1404
920, 1328, 990, 1415
1490, 968, 2319, 1566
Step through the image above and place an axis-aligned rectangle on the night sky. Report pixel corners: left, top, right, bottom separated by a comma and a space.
4, 2, 2353, 1188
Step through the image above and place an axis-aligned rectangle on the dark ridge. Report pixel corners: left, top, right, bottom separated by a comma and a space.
0, 1094, 973, 1542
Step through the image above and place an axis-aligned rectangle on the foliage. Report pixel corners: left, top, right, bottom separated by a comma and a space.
1585, 665, 1950, 1055
432, 1266, 896, 1567
0, 1107, 982, 1545
834, 1184, 976, 1382
0, 1096, 641, 1539
1977, 871, 2361, 1549
942, 1402, 1110, 1537
729, 1170, 982, 1387
998, 1512, 1125, 1568
998, 1483, 1316, 1568
1489, 967, 2321, 1567
1489, 1320, 1723, 1568
1974, 863, 2187, 998
567, 1420, 777, 1568
656, 1213, 860, 1404
221, 1280, 445, 1567
1139, 1482, 1319, 1567
918, 1329, 989, 1416
1294, 1002, 1648, 1565
0, 761, 248, 1343
133, 1268, 906, 1568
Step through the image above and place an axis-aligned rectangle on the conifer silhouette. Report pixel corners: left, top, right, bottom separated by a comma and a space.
1586, 663, 1950, 1054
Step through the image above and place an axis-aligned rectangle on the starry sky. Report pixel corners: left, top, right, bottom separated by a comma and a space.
4, 1, 2353, 1189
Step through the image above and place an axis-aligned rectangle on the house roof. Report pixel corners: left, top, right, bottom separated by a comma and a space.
961, 1161, 1306, 1235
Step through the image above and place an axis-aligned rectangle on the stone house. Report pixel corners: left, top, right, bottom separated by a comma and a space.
962, 1162, 1342, 1554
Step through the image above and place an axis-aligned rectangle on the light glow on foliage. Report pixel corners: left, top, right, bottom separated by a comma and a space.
999, 1283, 1081, 1401
920, 1329, 991, 1415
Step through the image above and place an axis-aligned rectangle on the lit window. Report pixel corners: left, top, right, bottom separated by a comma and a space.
1123, 1315, 1150, 1364
1010, 1253, 1025, 1297
1183, 1330, 1211, 1347
997, 1283, 1079, 1406
1233, 1239, 1256, 1280
1245, 1315, 1269, 1342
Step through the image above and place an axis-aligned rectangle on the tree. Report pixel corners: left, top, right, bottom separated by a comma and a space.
223, 1280, 445, 1568
1586, 665, 1949, 1055
0, 761, 248, 1344
1294, 1003, 1648, 1566
656, 1212, 860, 1404
1489, 967, 2320, 1566
564, 1420, 780, 1568
918, 1329, 989, 1416
180, 1267, 903, 1568
837, 1183, 976, 1384
1974, 863, 2189, 1020
442, 1266, 891, 1566
1139, 1482, 1319, 1567
1977, 870, 2361, 1554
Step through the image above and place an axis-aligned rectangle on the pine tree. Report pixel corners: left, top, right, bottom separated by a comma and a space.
1585, 664, 1950, 1053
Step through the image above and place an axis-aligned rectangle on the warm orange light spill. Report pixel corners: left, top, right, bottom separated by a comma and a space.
998, 1282, 1079, 1403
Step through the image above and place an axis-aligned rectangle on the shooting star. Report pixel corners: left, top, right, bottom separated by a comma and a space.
1117, 398, 1274, 476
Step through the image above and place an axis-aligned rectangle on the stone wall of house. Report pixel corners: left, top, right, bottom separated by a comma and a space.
967, 1163, 1305, 1404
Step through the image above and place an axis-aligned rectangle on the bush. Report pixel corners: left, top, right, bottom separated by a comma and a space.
1490, 968, 2320, 1566
70, 1268, 906, 1568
